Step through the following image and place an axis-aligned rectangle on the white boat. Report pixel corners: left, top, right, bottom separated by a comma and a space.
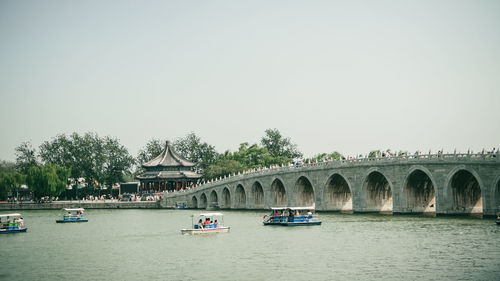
0, 213, 27, 233
56, 208, 88, 223
181, 213, 230, 235
263, 207, 322, 226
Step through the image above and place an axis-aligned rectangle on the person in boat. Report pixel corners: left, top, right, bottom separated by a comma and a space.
214, 220, 218, 228
204, 218, 210, 227
197, 219, 204, 229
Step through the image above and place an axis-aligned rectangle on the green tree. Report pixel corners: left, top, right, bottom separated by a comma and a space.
39, 132, 134, 194
261, 128, 302, 160
136, 138, 164, 167
70, 132, 102, 187
39, 134, 74, 169
0, 160, 17, 173
305, 151, 344, 163
15, 141, 38, 174
203, 142, 290, 180
203, 159, 245, 180
0, 172, 25, 200
368, 150, 382, 159
102, 136, 135, 188
231, 143, 274, 169
174, 132, 220, 173
26, 164, 70, 198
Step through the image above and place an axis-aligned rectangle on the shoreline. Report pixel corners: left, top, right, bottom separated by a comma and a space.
0, 201, 161, 210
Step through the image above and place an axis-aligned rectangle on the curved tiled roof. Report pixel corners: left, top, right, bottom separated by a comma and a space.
142, 141, 196, 168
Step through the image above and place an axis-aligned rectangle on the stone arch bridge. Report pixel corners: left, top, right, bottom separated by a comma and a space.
162, 153, 500, 217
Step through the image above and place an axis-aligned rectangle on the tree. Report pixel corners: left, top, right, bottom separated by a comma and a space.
0, 160, 17, 173
231, 143, 274, 169
15, 141, 38, 174
261, 128, 302, 160
202, 142, 290, 180
305, 151, 343, 163
173, 132, 220, 173
26, 164, 70, 198
39, 132, 134, 194
39, 134, 74, 169
102, 136, 135, 187
368, 150, 382, 159
136, 138, 164, 167
203, 159, 245, 180
0, 172, 25, 200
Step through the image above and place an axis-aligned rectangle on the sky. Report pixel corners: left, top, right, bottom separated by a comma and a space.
1, 0, 499, 162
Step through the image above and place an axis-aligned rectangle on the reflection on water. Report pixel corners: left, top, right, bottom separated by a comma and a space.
2, 210, 499, 281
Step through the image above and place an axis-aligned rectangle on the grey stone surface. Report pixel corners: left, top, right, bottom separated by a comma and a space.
163, 153, 500, 217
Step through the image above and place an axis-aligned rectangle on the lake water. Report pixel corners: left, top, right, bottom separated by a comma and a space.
1, 210, 499, 281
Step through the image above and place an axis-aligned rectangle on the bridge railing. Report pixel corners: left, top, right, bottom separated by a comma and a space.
166, 151, 499, 196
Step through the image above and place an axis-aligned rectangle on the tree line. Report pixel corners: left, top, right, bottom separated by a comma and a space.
0, 129, 309, 200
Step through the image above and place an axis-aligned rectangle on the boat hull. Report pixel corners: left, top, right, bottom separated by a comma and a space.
56, 219, 88, 223
0, 228, 27, 234
181, 227, 230, 235
263, 221, 322, 226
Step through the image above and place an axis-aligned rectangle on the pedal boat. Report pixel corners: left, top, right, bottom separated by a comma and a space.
56, 208, 88, 223
181, 213, 230, 235
263, 207, 322, 226
0, 213, 27, 233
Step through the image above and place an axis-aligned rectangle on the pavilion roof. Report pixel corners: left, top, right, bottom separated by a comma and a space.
135, 171, 202, 180
142, 141, 196, 168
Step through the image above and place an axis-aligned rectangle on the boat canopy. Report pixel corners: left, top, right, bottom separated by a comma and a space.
0, 213, 22, 218
63, 208, 84, 212
199, 213, 224, 217
270, 207, 315, 211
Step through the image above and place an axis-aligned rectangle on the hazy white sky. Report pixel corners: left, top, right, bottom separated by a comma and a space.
1, 0, 499, 161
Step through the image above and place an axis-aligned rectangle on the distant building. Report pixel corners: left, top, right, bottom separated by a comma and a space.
135, 141, 202, 193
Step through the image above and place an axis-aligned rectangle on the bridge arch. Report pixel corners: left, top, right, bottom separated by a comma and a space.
190, 196, 198, 209
446, 167, 483, 216
222, 187, 231, 209
200, 193, 207, 209
361, 169, 393, 213
295, 176, 315, 207
252, 181, 264, 209
323, 172, 352, 212
271, 178, 287, 207
403, 166, 436, 215
209, 190, 219, 208
235, 184, 247, 209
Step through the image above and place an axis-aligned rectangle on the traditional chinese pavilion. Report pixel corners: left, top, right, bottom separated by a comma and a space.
135, 141, 202, 193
